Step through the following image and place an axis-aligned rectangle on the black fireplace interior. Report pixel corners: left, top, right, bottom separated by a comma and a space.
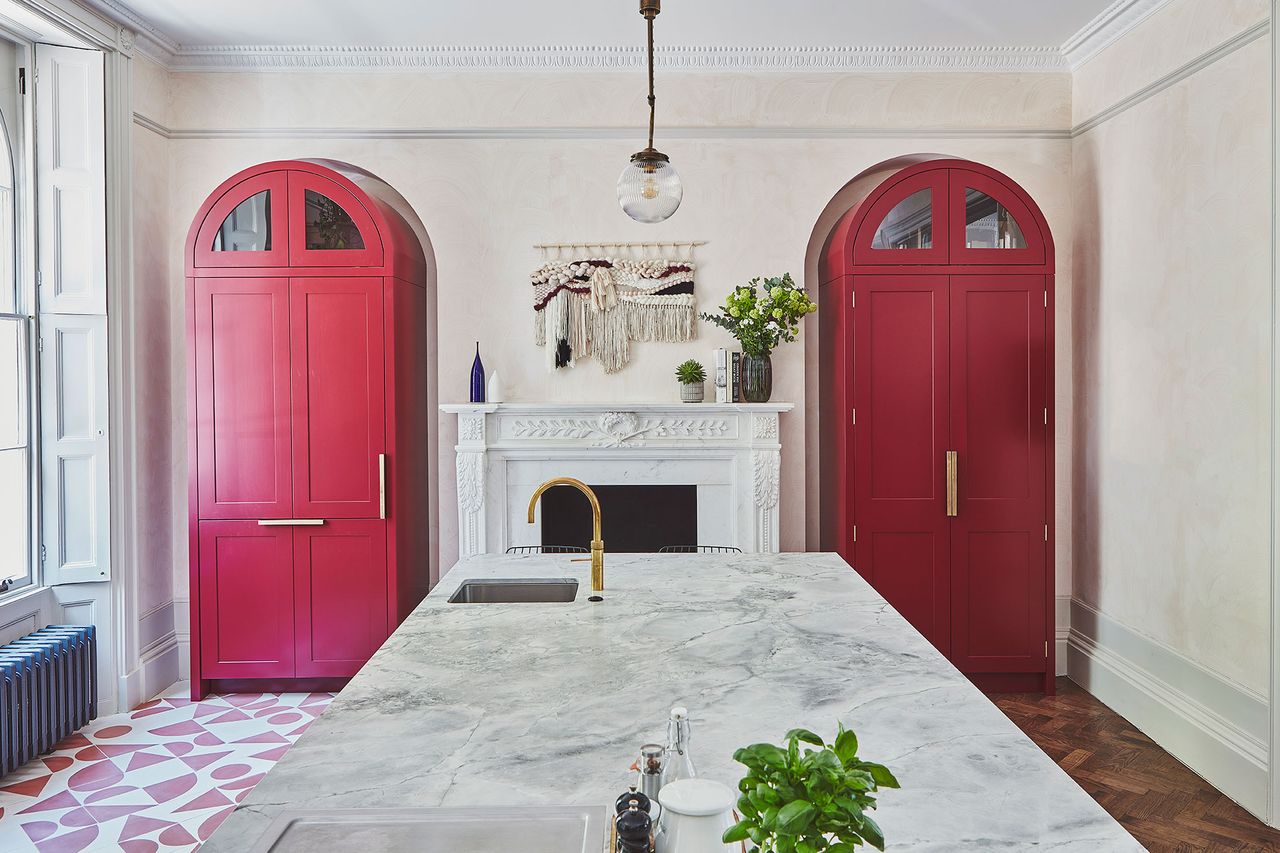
539, 485, 697, 552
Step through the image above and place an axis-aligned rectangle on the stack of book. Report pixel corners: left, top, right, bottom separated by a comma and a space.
714, 348, 745, 403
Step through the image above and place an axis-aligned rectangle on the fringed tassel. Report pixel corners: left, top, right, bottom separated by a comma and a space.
626, 301, 698, 343
589, 301, 631, 374
533, 278, 698, 373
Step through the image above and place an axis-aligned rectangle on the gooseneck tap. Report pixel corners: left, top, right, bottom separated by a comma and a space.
527, 477, 605, 597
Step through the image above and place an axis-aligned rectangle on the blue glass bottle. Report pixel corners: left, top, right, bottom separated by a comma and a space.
469, 342, 486, 403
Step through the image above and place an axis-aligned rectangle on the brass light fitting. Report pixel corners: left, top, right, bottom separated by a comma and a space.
616, 0, 682, 221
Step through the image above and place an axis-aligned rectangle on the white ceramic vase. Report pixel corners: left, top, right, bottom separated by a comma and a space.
487, 371, 504, 403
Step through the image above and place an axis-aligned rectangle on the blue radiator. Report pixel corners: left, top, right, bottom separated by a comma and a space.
0, 625, 97, 778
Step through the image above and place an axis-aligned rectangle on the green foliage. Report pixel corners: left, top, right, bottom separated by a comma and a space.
700, 273, 817, 358
676, 359, 707, 384
723, 724, 900, 853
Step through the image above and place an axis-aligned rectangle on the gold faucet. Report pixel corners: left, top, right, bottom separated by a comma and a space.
527, 477, 605, 595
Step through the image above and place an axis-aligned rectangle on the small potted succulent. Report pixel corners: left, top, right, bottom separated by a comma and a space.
724, 725, 899, 852
676, 359, 707, 403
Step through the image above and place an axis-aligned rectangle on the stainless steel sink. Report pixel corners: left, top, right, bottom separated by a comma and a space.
447, 578, 579, 603
250, 806, 608, 853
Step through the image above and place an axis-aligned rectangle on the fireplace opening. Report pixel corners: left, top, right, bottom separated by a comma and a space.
539, 485, 697, 553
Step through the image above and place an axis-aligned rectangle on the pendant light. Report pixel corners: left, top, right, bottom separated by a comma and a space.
617, 0, 682, 223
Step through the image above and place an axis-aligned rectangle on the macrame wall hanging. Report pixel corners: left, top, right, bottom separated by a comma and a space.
532, 241, 703, 373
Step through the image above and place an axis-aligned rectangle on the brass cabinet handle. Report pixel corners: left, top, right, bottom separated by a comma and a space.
945, 450, 958, 517
257, 519, 325, 526
378, 453, 387, 520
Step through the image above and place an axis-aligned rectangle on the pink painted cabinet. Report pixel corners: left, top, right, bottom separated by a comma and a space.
819, 158, 1056, 694
186, 161, 430, 699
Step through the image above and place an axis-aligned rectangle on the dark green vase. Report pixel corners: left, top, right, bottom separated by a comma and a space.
741, 353, 773, 403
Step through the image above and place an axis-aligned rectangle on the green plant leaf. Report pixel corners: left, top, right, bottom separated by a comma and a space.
776, 800, 816, 835
864, 763, 900, 789
834, 728, 859, 763
778, 722, 819, 742
860, 815, 885, 851
724, 822, 753, 843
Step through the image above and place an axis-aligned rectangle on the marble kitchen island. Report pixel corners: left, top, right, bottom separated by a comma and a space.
204, 553, 1142, 851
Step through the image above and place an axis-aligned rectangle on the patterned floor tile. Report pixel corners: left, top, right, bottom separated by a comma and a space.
0, 683, 333, 853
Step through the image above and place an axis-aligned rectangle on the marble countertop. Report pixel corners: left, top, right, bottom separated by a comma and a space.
204, 553, 1143, 851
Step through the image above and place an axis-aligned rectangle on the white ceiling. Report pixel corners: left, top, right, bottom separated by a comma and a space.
106, 0, 1116, 50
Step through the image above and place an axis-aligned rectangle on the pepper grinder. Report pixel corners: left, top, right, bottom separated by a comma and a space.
615, 790, 653, 853
615, 804, 652, 853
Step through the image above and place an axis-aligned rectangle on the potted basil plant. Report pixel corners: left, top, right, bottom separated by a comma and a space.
723, 724, 899, 852
676, 358, 707, 403
701, 273, 817, 403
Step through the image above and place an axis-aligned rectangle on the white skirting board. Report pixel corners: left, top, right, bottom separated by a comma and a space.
118, 635, 181, 712
118, 599, 182, 711
1066, 598, 1268, 819
1055, 595, 1069, 676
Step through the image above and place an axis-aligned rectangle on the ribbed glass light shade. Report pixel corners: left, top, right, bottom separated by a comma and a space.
617, 157, 683, 223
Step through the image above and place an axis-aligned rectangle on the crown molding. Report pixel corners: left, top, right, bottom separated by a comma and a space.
79, 0, 176, 54
85, 0, 1175, 75
125, 42, 1067, 73
1061, 0, 1172, 69
131, 113, 1071, 141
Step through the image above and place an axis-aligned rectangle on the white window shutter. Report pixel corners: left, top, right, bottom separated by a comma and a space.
35, 45, 105, 315
35, 44, 109, 585
39, 314, 110, 584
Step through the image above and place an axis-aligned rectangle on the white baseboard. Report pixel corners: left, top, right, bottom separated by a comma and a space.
118, 628, 181, 711
1067, 598, 1268, 818
1055, 595, 1069, 676
174, 596, 190, 680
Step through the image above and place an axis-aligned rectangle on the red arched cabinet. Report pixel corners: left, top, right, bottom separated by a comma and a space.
186, 160, 430, 699
819, 158, 1055, 693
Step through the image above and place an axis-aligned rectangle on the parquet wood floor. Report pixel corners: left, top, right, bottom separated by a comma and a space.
990, 678, 1280, 852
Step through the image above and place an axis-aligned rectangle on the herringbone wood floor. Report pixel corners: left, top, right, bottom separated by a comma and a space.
991, 678, 1280, 852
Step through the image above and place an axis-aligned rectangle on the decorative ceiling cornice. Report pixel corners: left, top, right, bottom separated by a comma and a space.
84, 0, 1172, 74
152, 43, 1069, 73
81, 0, 177, 54
1062, 0, 1171, 69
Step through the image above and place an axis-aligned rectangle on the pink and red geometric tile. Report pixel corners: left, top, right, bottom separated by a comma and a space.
0, 684, 331, 852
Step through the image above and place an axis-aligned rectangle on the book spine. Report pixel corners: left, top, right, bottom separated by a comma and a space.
714, 348, 729, 403
731, 352, 741, 403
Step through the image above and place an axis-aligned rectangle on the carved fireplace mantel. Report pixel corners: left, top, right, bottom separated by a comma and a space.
440, 402, 794, 557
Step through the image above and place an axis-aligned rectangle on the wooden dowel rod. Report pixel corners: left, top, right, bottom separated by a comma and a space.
533, 240, 707, 250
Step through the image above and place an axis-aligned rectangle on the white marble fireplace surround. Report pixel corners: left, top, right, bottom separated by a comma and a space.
440, 403, 793, 557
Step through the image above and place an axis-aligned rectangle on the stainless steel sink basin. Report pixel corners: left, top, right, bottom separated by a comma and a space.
447, 578, 579, 604
250, 806, 608, 853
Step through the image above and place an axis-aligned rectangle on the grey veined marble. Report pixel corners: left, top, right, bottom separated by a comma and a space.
204, 553, 1145, 852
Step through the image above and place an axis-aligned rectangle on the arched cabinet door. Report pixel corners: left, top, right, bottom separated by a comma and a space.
947, 171, 1045, 265
852, 169, 950, 266
192, 171, 291, 269
287, 172, 384, 267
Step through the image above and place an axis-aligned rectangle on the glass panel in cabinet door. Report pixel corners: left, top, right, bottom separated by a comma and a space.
212, 190, 271, 252
853, 170, 949, 266
303, 190, 365, 251
286, 172, 382, 267
193, 171, 289, 269
962, 189, 1026, 250
946, 171, 1044, 265
871, 188, 933, 250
